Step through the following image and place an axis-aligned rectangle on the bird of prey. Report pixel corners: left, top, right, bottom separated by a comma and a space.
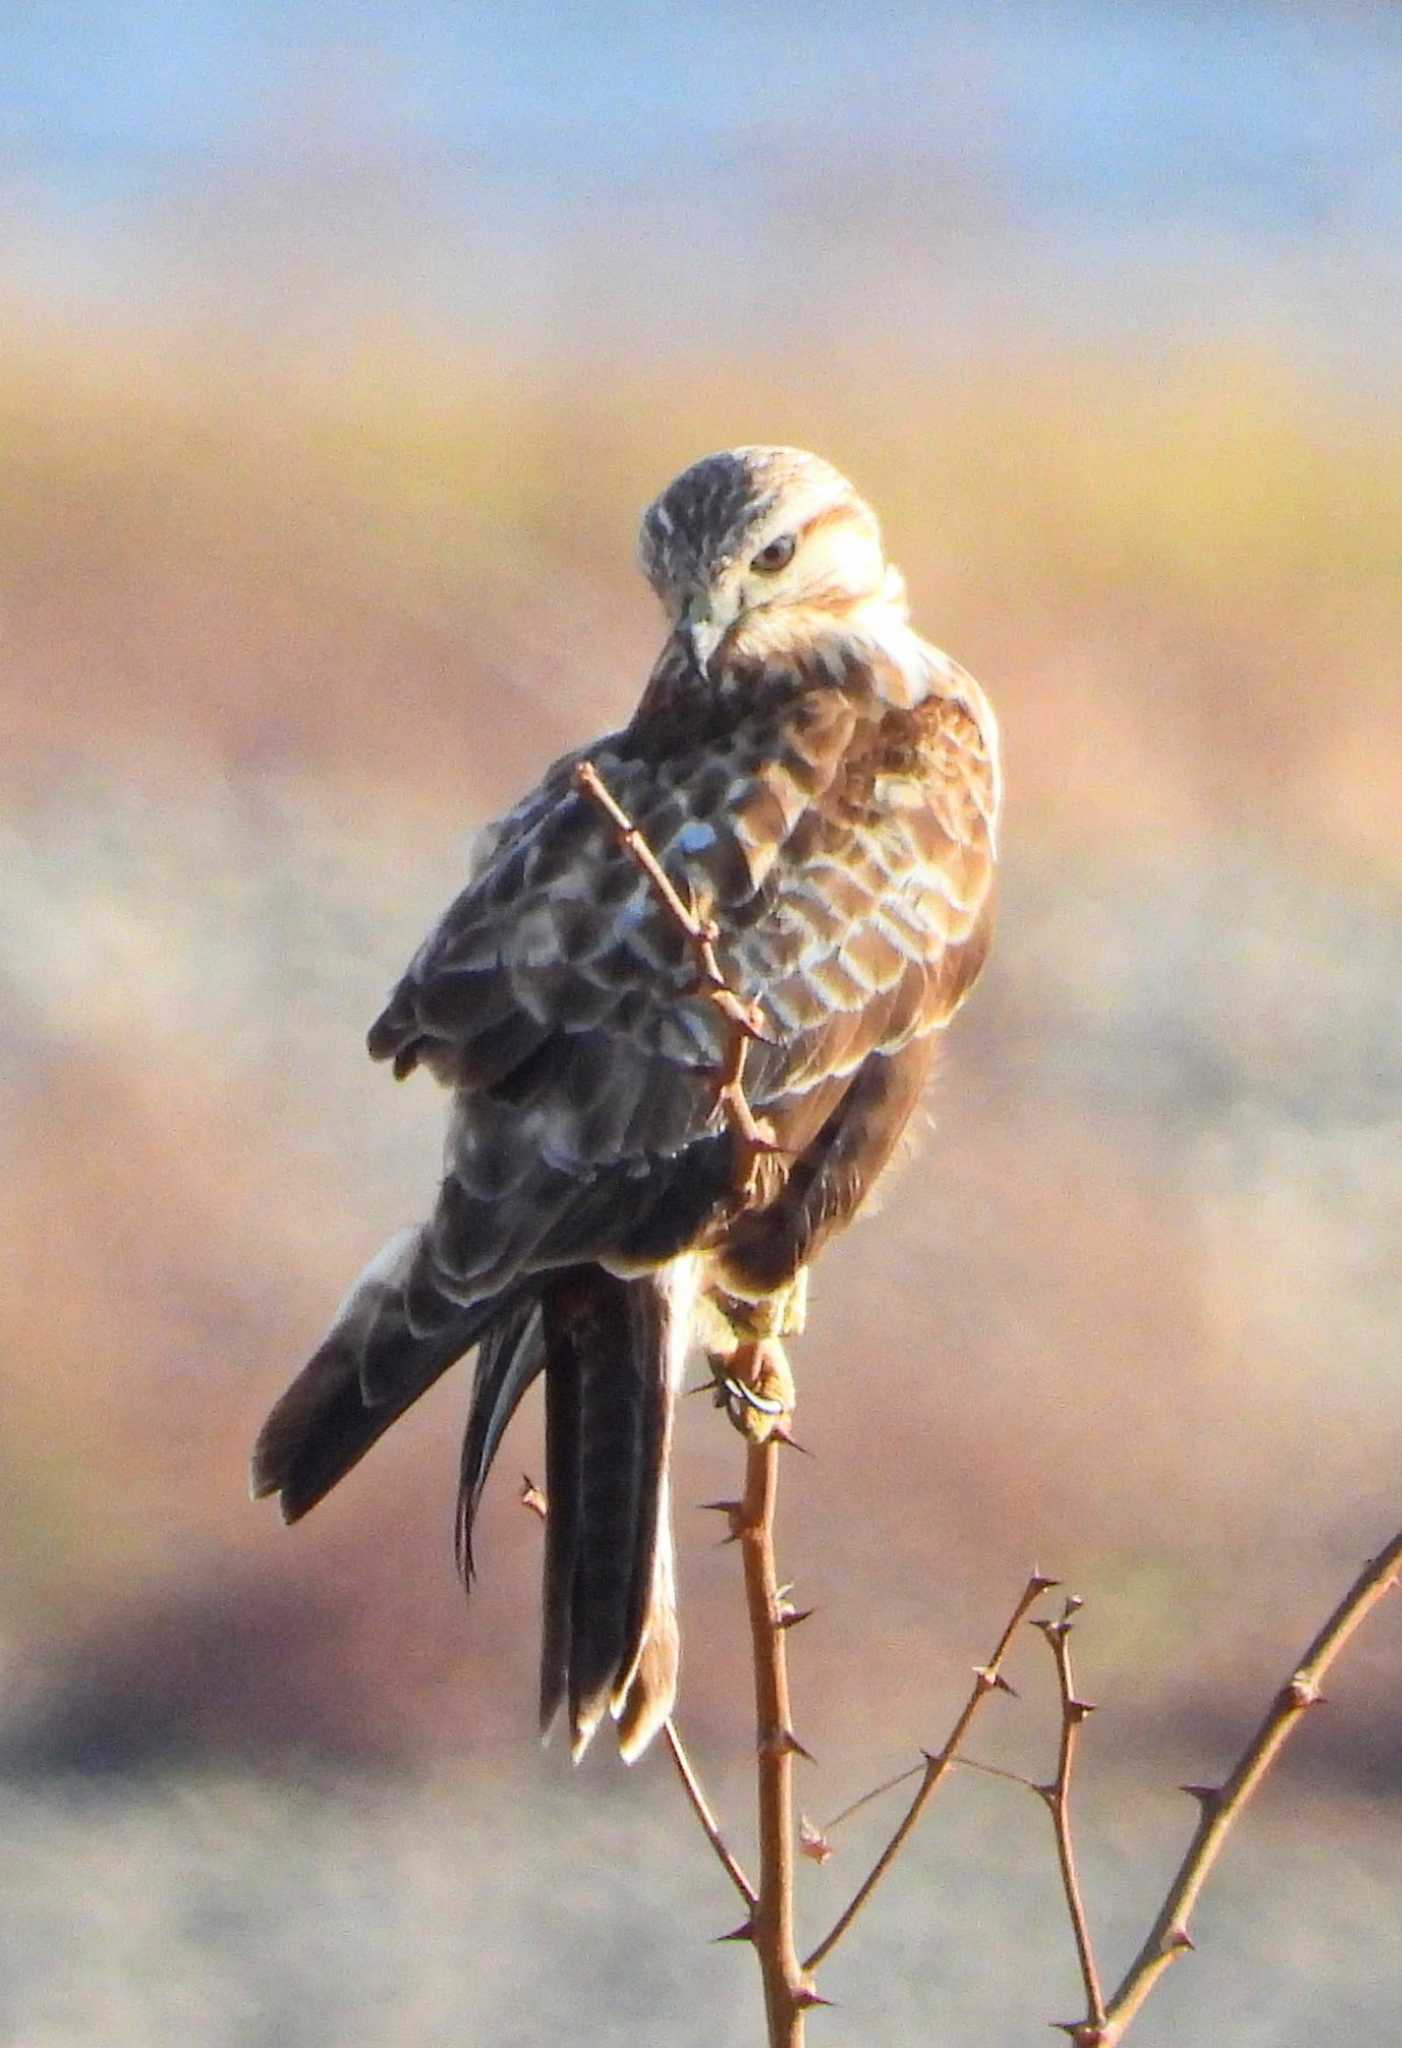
252, 445, 1000, 1763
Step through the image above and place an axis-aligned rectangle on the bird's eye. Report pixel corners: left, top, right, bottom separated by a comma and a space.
750, 533, 796, 574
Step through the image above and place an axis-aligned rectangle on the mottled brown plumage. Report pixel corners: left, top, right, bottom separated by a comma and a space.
251, 445, 999, 1761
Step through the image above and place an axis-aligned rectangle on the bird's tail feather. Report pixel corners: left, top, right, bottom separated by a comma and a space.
537, 1259, 696, 1763
254, 1231, 694, 1765
455, 1296, 546, 1581
250, 1228, 529, 1524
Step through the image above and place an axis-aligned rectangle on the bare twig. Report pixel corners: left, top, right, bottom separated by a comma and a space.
1056, 1530, 1402, 2048
1033, 1600, 1105, 2032
663, 1720, 758, 1914
573, 758, 779, 1197
803, 1571, 1056, 1973
952, 1755, 1042, 1794
820, 1758, 924, 1836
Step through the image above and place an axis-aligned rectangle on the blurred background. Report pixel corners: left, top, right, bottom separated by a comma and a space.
2, 4, 1400, 2042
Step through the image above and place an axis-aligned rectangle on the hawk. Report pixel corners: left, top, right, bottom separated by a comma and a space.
252, 446, 1000, 1762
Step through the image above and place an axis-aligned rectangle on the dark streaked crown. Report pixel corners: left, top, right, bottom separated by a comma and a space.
638, 445, 859, 596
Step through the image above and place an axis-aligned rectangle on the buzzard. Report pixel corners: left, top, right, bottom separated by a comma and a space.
252, 446, 1000, 1761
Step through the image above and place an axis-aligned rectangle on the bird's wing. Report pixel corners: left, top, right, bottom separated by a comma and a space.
364, 667, 996, 1318
711, 669, 998, 1294
731, 675, 997, 1126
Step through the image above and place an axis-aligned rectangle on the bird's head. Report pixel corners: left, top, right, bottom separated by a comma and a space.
638, 446, 906, 671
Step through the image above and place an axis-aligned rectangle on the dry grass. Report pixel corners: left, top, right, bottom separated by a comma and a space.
4, 311, 1399, 865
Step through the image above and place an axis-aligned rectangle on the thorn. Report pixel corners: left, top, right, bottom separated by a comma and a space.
793, 1989, 835, 2011
771, 1424, 812, 1455
1051, 2026, 1108, 2046
1035, 1609, 1076, 1643
1066, 1698, 1097, 1723
518, 1476, 547, 1520
776, 1606, 815, 1631
1034, 1782, 1058, 1809
1286, 1674, 1324, 1709
973, 1664, 1018, 1698
1028, 1572, 1061, 1597
700, 1498, 744, 1543
1062, 1594, 1084, 1619
1179, 1782, 1220, 1809
763, 1726, 815, 1764
713, 1921, 756, 1945
1165, 1925, 1196, 1954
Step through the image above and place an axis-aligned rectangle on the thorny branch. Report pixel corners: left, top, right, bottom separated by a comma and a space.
1069, 1528, 1402, 2047
573, 759, 779, 1200
738, 1441, 821, 2044
802, 1571, 1055, 1973
1033, 1599, 1105, 2033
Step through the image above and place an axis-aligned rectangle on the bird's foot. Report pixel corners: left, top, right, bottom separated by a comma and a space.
715, 1337, 795, 1445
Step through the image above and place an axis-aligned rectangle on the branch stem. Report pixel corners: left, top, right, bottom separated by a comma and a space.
1036, 1609, 1105, 2029
741, 1437, 813, 2046
663, 1720, 758, 1913
803, 1571, 1054, 1973
1091, 1529, 1402, 2045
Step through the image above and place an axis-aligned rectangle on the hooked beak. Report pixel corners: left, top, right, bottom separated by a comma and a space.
680, 592, 725, 672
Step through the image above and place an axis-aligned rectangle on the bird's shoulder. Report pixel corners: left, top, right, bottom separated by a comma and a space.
364, 638, 996, 1088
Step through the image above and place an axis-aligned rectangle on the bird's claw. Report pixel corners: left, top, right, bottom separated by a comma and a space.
713, 1338, 796, 1444
721, 1374, 787, 1419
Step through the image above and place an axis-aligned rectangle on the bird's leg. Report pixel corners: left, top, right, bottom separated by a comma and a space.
704, 1278, 806, 1443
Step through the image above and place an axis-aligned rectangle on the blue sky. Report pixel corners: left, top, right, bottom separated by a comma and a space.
5, 4, 1399, 363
